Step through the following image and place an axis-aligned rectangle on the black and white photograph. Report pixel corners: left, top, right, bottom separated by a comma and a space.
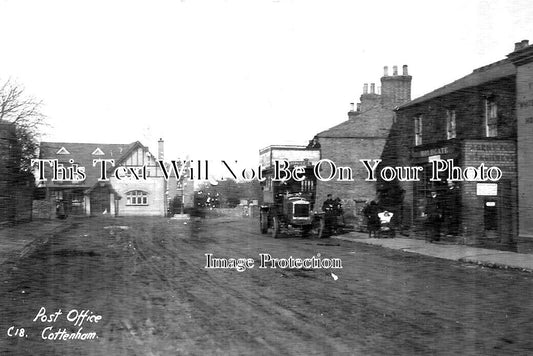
1, 1, 533, 354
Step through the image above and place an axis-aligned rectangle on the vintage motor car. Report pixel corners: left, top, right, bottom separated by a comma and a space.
258, 145, 324, 238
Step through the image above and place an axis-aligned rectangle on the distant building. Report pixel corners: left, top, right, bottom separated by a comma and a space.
34, 139, 190, 217
380, 40, 533, 245
311, 65, 412, 228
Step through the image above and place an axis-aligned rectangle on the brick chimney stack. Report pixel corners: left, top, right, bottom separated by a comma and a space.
380, 64, 412, 110
514, 39, 530, 52
360, 82, 381, 112
348, 102, 360, 120
158, 138, 164, 160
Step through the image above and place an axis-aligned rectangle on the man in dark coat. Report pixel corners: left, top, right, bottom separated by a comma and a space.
425, 191, 442, 242
322, 194, 336, 234
334, 197, 344, 228
363, 201, 380, 238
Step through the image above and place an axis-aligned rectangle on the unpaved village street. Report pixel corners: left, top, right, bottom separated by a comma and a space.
1, 215, 533, 355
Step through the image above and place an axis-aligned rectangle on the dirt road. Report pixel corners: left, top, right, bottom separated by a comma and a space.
1, 215, 533, 355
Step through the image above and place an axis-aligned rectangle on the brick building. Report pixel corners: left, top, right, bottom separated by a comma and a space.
34, 139, 191, 217
312, 65, 411, 228
508, 41, 533, 241
379, 40, 533, 245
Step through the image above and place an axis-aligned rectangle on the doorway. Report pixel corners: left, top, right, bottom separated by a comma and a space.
90, 185, 110, 215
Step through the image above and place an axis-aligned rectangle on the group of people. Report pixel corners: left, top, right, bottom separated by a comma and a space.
363, 200, 398, 238
323, 195, 391, 238
322, 191, 443, 241
363, 191, 443, 241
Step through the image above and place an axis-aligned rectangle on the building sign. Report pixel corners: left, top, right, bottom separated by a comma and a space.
413, 146, 451, 158
259, 146, 320, 169
464, 142, 516, 163
476, 183, 498, 196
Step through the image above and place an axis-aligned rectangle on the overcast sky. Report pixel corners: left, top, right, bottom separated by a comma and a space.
1, 0, 532, 167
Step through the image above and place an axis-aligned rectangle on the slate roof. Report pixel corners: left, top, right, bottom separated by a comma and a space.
399, 58, 516, 109
38, 141, 144, 188
316, 107, 394, 138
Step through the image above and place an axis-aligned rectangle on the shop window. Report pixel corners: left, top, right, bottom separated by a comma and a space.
126, 190, 148, 206
33, 188, 47, 200
52, 190, 63, 201
485, 99, 498, 137
446, 109, 456, 139
414, 115, 423, 146
301, 179, 314, 192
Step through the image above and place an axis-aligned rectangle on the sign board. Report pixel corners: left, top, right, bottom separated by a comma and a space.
413, 146, 451, 158
259, 146, 320, 169
476, 183, 498, 196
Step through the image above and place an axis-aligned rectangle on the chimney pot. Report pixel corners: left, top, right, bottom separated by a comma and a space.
350, 102, 355, 111
402, 65, 408, 75
383, 66, 389, 76
363, 83, 368, 94
357, 103, 361, 111
393, 66, 398, 76
522, 39, 529, 47
370, 83, 375, 94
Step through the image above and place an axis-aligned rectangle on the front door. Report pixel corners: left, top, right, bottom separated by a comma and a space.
90, 185, 110, 215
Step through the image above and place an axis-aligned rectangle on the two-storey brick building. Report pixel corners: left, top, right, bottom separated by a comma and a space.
380, 40, 533, 246
312, 65, 412, 228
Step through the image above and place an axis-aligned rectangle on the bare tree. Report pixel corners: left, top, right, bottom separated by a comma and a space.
0, 79, 46, 171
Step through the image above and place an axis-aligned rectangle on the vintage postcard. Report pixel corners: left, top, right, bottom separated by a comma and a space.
1, 1, 532, 355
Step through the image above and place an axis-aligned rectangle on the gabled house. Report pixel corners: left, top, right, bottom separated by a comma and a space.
34, 139, 170, 217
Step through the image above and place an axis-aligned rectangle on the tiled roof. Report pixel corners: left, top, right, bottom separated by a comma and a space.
399, 58, 516, 109
38, 141, 143, 188
316, 107, 394, 138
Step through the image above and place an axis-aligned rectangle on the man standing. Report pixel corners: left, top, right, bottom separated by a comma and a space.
363, 201, 381, 238
425, 191, 442, 242
334, 197, 344, 230
322, 194, 336, 235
